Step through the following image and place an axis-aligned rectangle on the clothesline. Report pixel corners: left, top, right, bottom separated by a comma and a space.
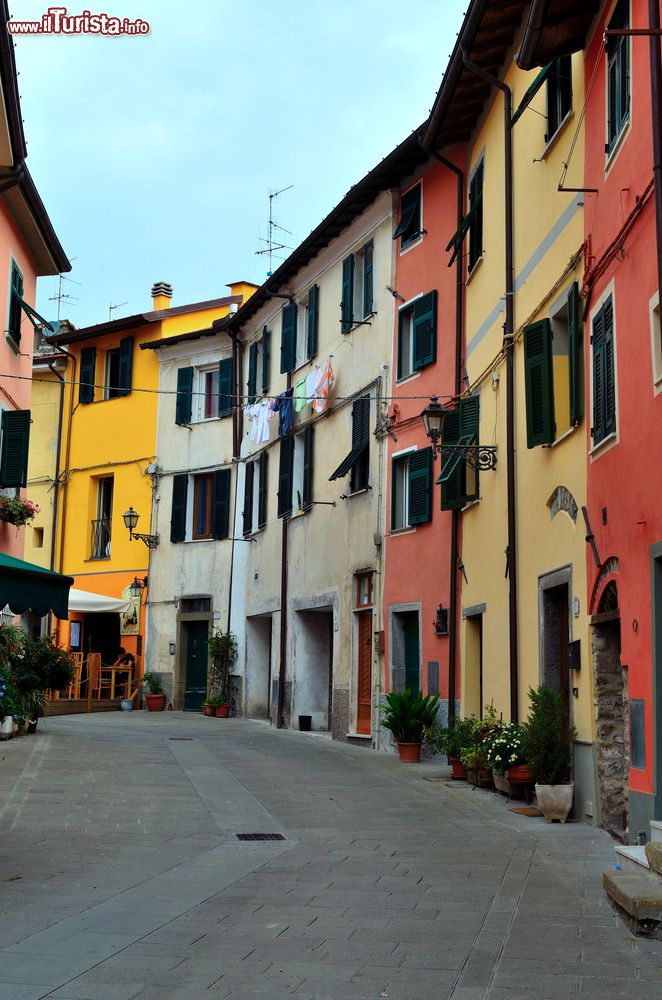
245, 358, 336, 441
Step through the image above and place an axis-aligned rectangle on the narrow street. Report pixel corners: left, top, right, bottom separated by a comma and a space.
0, 714, 659, 1000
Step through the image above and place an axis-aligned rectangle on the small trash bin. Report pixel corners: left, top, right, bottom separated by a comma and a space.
298, 715, 312, 732
120, 699, 133, 712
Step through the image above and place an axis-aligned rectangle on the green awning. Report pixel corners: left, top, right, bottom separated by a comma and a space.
511, 63, 552, 127
0, 553, 73, 620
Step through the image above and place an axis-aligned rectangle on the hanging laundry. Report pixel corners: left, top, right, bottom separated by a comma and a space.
312, 357, 335, 414
305, 368, 319, 399
294, 378, 308, 413
267, 398, 277, 422
256, 399, 271, 443
244, 403, 260, 443
272, 387, 294, 436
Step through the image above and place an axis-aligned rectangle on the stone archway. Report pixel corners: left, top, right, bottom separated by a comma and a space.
591, 581, 628, 838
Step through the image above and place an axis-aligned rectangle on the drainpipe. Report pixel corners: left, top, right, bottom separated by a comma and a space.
53, 344, 77, 647
225, 329, 241, 634
424, 146, 464, 723
461, 51, 519, 722
277, 371, 293, 729
648, 0, 662, 321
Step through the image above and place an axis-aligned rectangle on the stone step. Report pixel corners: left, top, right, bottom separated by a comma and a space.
604, 869, 662, 936
645, 842, 662, 876
615, 845, 650, 873
650, 820, 662, 843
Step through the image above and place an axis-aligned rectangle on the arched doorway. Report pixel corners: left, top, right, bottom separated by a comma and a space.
591, 580, 628, 838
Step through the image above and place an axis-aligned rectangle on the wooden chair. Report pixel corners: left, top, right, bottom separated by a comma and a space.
88, 654, 112, 700
66, 653, 83, 700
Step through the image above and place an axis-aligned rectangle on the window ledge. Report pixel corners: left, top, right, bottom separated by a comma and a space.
539, 110, 574, 161
346, 487, 371, 499
461, 498, 481, 513
548, 425, 577, 448
589, 431, 618, 459
395, 370, 421, 387
465, 255, 484, 285
389, 526, 416, 536
605, 118, 631, 175
5, 334, 20, 355
346, 732, 372, 740
399, 233, 424, 256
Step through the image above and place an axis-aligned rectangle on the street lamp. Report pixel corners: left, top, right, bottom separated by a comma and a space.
421, 396, 498, 471
129, 576, 148, 600
122, 507, 160, 549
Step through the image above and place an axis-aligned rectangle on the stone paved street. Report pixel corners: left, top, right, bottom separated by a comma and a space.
0, 713, 660, 1000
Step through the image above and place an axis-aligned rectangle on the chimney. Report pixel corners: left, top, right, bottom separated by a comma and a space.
151, 281, 173, 310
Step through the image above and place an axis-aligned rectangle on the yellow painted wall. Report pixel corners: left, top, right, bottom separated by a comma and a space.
26, 364, 63, 569
459, 48, 591, 744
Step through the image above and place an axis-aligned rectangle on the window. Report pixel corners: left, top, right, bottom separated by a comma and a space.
341, 243, 374, 333
176, 359, 232, 425
650, 294, 662, 391
79, 347, 97, 405
468, 161, 484, 273
355, 572, 373, 607
391, 448, 433, 530
397, 291, 438, 379
546, 55, 572, 141
437, 396, 480, 510
249, 331, 272, 401
91, 476, 113, 560
7, 260, 23, 347
277, 436, 295, 518
170, 469, 231, 542
307, 285, 319, 359
180, 597, 211, 613
0, 409, 31, 489
328, 395, 370, 492
293, 425, 314, 512
523, 283, 582, 447
606, 0, 629, 154
242, 451, 269, 536
280, 303, 297, 374
103, 338, 133, 400
393, 184, 422, 250
591, 296, 616, 446
202, 368, 219, 418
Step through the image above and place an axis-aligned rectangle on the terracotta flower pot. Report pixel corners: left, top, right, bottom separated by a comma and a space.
449, 756, 467, 780
145, 693, 166, 712
215, 705, 230, 718
202, 704, 214, 717
397, 741, 422, 763
506, 764, 533, 782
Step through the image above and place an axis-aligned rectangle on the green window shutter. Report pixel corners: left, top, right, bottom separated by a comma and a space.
362, 241, 374, 317
307, 284, 319, 359
468, 163, 484, 271
352, 395, 370, 447
603, 298, 616, 436
341, 254, 354, 333
413, 290, 437, 370
218, 357, 233, 417
280, 303, 297, 373
397, 308, 407, 380
243, 461, 254, 537
0, 409, 30, 488
302, 425, 314, 509
277, 435, 294, 518
460, 395, 480, 503
117, 337, 133, 396
261, 327, 271, 394
408, 447, 433, 526
79, 347, 96, 405
567, 282, 582, 426
170, 474, 188, 542
390, 455, 398, 530
212, 468, 231, 539
592, 307, 606, 444
439, 408, 463, 510
175, 366, 193, 424
523, 319, 555, 447
258, 450, 268, 528
8, 262, 23, 345
248, 342, 258, 403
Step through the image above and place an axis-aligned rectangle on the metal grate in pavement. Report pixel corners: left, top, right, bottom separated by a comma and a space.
236, 833, 286, 841
168, 737, 194, 741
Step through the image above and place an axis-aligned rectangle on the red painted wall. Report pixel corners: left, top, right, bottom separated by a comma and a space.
383, 149, 465, 704
584, 0, 661, 795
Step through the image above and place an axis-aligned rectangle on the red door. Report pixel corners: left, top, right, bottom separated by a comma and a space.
357, 611, 372, 734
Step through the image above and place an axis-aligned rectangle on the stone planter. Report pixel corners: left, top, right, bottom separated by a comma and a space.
535, 782, 574, 823
493, 770, 511, 795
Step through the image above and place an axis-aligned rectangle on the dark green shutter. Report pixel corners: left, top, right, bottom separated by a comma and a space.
567, 282, 582, 426
307, 284, 319, 358
302, 425, 314, 509
362, 241, 374, 317
397, 309, 407, 380
408, 447, 433, 525
524, 319, 555, 447
350, 395, 370, 492
603, 298, 616, 436
8, 263, 23, 345
341, 254, 354, 333
218, 357, 233, 417
413, 290, 437, 370
460, 395, 480, 503
170, 474, 188, 542
175, 366, 193, 424
243, 461, 254, 536
117, 337, 133, 396
0, 409, 30, 488
280, 304, 297, 373
262, 328, 271, 394
248, 343, 258, 403
277, 435, 294, 518
79, 347, 96, 405
439, 409, 463, 510
258, 450, 268, 528
592, 307, 605, 443
212, 468, 231, 539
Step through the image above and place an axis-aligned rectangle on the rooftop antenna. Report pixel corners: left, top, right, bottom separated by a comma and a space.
256, 184, 294, 276
108, 300, 128, 321
48, 266, 81, 320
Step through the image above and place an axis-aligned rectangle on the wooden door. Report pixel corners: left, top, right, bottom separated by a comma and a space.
357, 610, 372, 734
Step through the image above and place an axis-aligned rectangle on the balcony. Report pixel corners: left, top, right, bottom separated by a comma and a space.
90, 517, 111, 560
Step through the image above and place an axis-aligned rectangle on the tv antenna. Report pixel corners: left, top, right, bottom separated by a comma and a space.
109, 301, 128, 321
256, 184, 294, 276
48, 268, 81, 320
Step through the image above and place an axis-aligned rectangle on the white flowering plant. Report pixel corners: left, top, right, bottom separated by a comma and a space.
485, 722, 526, 775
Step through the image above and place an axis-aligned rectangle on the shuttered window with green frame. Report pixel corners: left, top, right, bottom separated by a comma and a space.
277, 435, 294, 518
257, 450, 268, 528
211, 468, 231, 539
437, 396, 480, 510
79, 347, 97, 405
7, 261, 23, 347
408, 447, 433, 526
341, 255, 354, 333
362, 241, 374, 317
170, 474, 188, 542
175, 366, 193, 424
606, 0, 629, 154
524, 319, 555, 447
261, 327, 271, 394
567, 281, 582, 426
307, 285, 319, 359
592, 296, 616, 445
0, 409, 30, 488
247, 343, 258, 404
243, 461, 254, 537
218, 357, 233, 417
117, 337, 133, 397
280, 303, 297, 373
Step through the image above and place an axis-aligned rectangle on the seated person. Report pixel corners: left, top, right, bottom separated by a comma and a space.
113, 646, 135, 669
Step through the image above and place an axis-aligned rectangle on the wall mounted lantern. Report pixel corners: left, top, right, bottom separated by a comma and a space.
122, 507, 159, 548
433, 604, 449, 636
421, 396, 497, 471
129, 576, 149, 600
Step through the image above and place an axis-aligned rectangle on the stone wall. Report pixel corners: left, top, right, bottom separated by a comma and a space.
592, 618, 628, 837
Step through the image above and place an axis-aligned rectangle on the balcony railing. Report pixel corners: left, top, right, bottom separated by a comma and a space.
90, 517, 111, 559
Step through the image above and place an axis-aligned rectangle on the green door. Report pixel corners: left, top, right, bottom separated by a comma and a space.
403, 611, 420, 693
184, 621, 209, 711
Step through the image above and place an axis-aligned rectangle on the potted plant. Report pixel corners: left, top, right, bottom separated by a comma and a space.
381, 689, 439, 762
486, 722, 527, 794
424, 715, 475, 779
460, 743, 492, 787
523, 685, 576, 823
142, 671, 167, 711
0, 495, 40, 527
0, 672, 17, 739
207, 629, 237, 716
202, 700, 215, 717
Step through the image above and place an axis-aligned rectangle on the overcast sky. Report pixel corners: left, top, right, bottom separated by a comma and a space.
12, 0, 465, 327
